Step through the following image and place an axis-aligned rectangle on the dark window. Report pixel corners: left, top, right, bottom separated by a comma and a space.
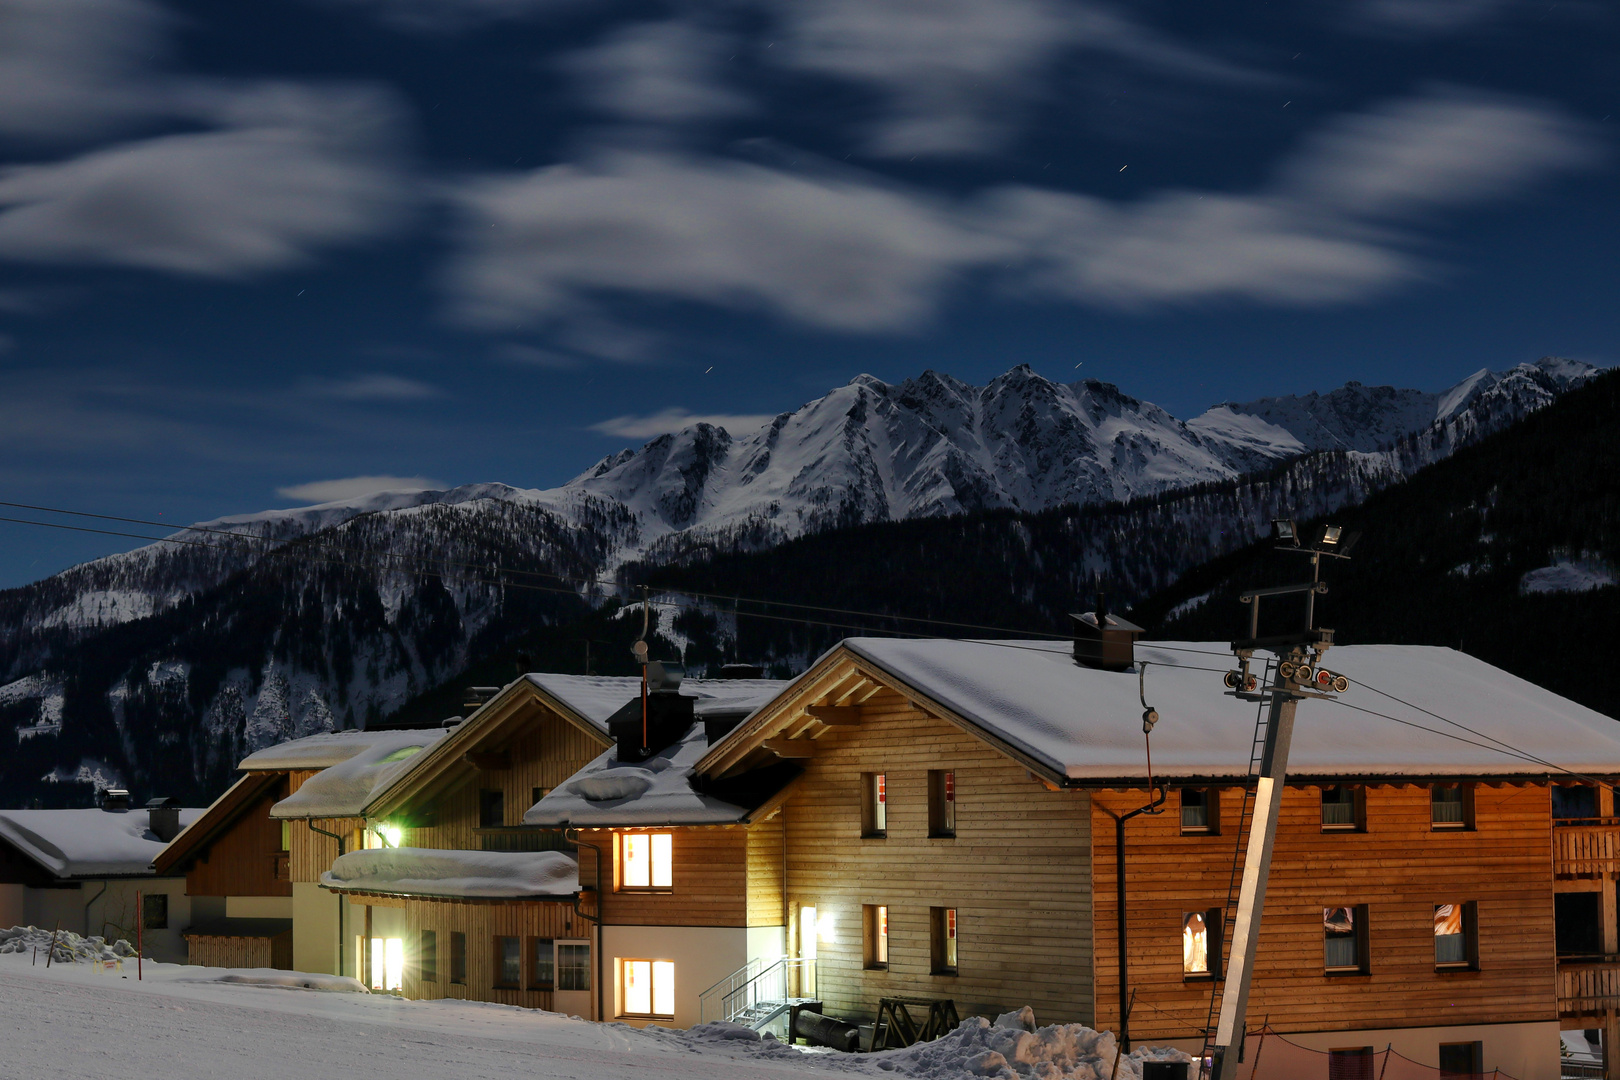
1554, 785, 1599, 821
863, 904, 889, 969
529, 937, 554, 989
451, 932, 467, 984
1556, 892, 1603, 957
1321, 786, 1363, 831
531, 786, 549, 807
1431, 785, 1472, 829
1439, 1041, 1483, 1078
1181, 789, 1219, 834
1183, 909, 1222, 978
1434, 901, 1478, 970
928, 770, 956, 838
1324, 905, 1369, 973
142, 894, 168, 930
479, 790, 505, 829
419, 930, 437, 982
1328, 1047, 1375, 1080
930, 907, 958, 975
495, 936, 522, 988
861, 773, 887, 838
557, 942, 590, 991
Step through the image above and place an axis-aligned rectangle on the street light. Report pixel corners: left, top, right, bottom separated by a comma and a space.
1272, 519, 1298, 545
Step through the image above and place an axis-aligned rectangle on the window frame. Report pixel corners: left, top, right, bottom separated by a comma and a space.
927, 770, 956, 838
930, 906, 958, 975
479, 788, 505, 829
494, 935, 523, 990
861, 772, 888, 839
617, 832, 674, 891
1179, 788, 1220, 836
618, 958, 675, 1019
528, 936, 555, 990
419, 929, 437, 982
450, 931, 467, 985
1323, 904, 1370, 976
1320, 785, 1366, 833
863, 904, 889, 970
1433, 900, 1478, 972
1430, 784, 1475, 831
142, 893, 169, 930
1182, 908, 1222, 981
556, 941, 591, 991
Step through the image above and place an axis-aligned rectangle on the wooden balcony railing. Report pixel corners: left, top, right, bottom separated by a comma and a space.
1554, 818, 1620, 879
1558, 960, 1620, 1016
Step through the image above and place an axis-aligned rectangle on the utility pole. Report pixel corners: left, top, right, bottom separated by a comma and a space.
1208, 519, 1358, 1080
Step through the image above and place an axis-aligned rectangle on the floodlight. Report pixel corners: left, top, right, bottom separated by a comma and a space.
380, 824, 403, 848
1272, 519, 1298, 545
1320, 525, 1343, 546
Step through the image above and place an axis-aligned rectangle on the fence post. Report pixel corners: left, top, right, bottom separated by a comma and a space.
1375, 1042, 1391, 1080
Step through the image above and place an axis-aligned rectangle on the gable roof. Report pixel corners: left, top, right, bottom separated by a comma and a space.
0, 807, 204, 879
700, 638, 1620, 784
152, 770, 286, 876
270, 729, 445, 820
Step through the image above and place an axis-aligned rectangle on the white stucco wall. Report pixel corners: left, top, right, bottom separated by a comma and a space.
602, 924, 751, 1030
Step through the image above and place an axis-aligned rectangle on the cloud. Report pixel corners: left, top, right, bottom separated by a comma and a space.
561, 21, 754, 124
491, 342, 579, 368
0, 332, 14, 353
0, 0, 169, 140
276, 475, 447, 503
308, 373, 441, 401
766, 0, 1261, 157
590, 408, 777, 439
1349, 0, 1511, 33
0, 82, 412, 276
310, 0, 568, 32
444, 150, 1005, 333
442, 90, 1596, 329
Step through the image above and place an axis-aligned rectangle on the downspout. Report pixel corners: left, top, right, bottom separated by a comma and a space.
567, 830, 607, 1024
1103, 783, 1166, 1054
308, 820, 347, 978
82, 881, 109, 939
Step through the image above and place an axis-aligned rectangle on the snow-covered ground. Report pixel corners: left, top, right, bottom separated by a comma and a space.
1, 943, 1189, 1080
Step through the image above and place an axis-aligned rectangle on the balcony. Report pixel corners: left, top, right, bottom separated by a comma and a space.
1555, 818, 1620, 879
1558, 960, 1620, 1016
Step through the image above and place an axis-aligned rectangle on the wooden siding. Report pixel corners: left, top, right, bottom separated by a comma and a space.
286, 768, 361, 884
396, 896, 588, 1012
186, 931, 292, 970
781, 687, 1095, 1027
1090, 782, 1558, 1042
1554, 819, 1620, 879
576, 829, 749, 927
746, 815, 786, 928
185, 780, 292, 897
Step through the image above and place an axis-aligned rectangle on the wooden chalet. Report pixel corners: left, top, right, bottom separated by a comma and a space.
524, 629, 1620, 1079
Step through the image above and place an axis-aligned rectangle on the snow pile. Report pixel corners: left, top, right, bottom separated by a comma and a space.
269, 730, 444, 819
243, 728, 439, 773
865, 1013, 1194, 1080
0, 925, 139, 964
1519, 557, 1617, 595
205, 971, 368, 993
322, 847, 578, 899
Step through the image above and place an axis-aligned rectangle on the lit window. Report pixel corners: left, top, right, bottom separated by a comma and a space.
1180, 789, 1218, 834
557, 942, 590, 991
1431, 785, 1471, 829
1434, 902, 1476, 970
931, 907, 958, 975
1183, 912, 1209, 975
864, 905, 888, 969
280, 820, 290, 852
621, 833, 673, 888
862, 773, 888, 837
371, 937, 404, 991
799, 906, 818, 961
1324, 906, 1367, 973
929, 771, 956, 838
496, 936, 522, 988
621, 959, 675, 1017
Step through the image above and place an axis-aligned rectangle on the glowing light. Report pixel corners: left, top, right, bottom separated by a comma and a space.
380, 825, 404, 848
817, 910, 837, 945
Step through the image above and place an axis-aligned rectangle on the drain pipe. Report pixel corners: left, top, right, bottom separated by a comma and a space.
567, 830, 607, 1023
1104, 782, 1166, 1053
308, 821, 347, 978
83, 881, 109, 939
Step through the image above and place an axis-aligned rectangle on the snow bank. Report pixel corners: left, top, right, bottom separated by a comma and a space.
321, 848, 578, 899
202, 971, 368, 993
0, 925, 139, 964
0, 807, 204, 877
269, 730, 444, 819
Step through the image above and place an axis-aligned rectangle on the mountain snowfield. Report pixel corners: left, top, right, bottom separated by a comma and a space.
0, 355, 1596, 804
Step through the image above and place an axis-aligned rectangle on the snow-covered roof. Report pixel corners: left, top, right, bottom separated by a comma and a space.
526, 723, 795, 827
320, 847, 578, 900
832, 638, 1620, 781
269, 730, 445, 819
524, 674, 788, 730
239, 728, 439, 772
0, 807, 203, 878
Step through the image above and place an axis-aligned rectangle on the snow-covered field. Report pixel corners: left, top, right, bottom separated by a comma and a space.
0, 943, 1189, 1080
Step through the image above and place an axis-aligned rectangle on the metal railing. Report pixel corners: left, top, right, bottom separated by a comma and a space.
1557, 959, 1620, 1015
1554, 818, 1620, 879
697, 956, 816, 1025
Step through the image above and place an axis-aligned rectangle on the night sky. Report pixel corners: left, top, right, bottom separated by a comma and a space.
0, 0, 1614, 586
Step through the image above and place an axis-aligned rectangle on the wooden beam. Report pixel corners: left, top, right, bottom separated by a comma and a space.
806, 705, 860, 726
464, 750, 511, 771
762, 739, 816, 759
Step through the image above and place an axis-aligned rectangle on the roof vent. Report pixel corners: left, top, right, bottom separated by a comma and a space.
1070, 595, 1144, 672
716, 664, 764, 680
145, 797, 182, 842
100, 788, 131, 812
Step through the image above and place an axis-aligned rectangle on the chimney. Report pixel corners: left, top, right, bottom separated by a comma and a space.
462, 686, 501, 716
145, 797, 182, 842
100, 788, 130, 812
1070, 595, 1144, 672
606, 664, 694, 763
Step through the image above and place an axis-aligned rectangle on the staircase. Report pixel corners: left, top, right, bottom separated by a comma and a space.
698, 957, 817, 1027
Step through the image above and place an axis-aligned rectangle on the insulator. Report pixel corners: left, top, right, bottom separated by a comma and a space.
1295, 665, 1313, 683
1243, 675, 1258, 693
1278, 661, 1297, 680
1223, 671, 1242, 689
1315, 668, 1335, 688
1332, 675, 1350, 693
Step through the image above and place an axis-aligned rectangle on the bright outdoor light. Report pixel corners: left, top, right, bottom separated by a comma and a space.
1321, 524, 1343, 545
380, 825, 404, 848
1272, 519, 1297, 543
385, 937, 404, 991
